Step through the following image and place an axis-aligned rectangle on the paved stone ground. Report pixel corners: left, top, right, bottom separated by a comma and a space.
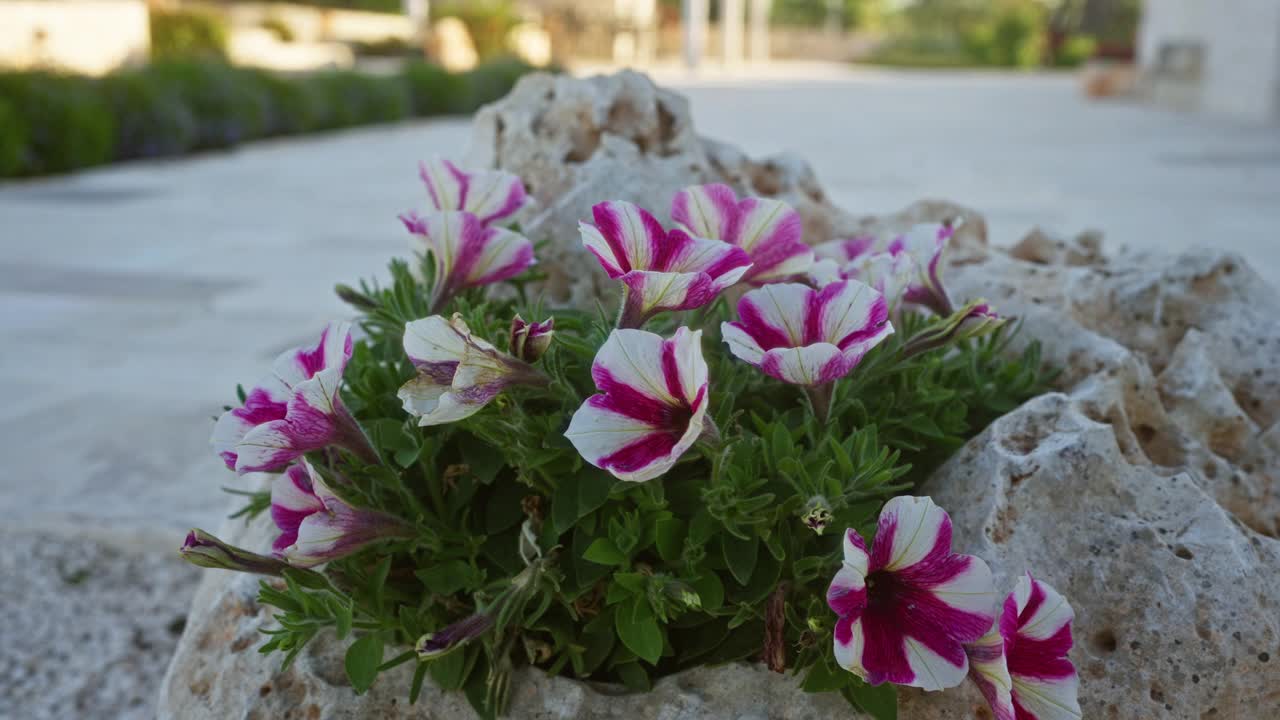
1, 66, 1276, 719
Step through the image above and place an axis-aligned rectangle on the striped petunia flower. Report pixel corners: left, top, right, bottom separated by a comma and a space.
579, 201, 752, 328
826, 496, 999, 691
565, 327, 711, 483
721, 281, 894, 386
179, 529, 295, 576
399, 314, 548, 427
270, 461, 415, 567
893, 222, 956, 316
671, 183, 813, 283
415, 157, 528, 227
211, 321, 377, 474
400, 210, 535, 313
966, 574, 1082, 720
508, 315, 554, 363
812, 222, 956, 315
901, 300, 1008, 358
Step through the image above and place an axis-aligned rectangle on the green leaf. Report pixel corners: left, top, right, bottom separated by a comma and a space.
551, 468, 616, 535
415, 560, 482, 596
344, 632, 385, 695
410, 662, 429, 704
653, 517, 686, 562
615, 596, 663, 665
800, 658, 849, 693
583, 538, 627, 566
721, 534, 759, 586
688, 572, 724, 611
848, 681, 897, 720
459, 432, 506, 483
614, 661, 651, 692
428, 645, 471, 690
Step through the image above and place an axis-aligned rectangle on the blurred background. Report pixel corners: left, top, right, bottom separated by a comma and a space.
1, 1, 1278, 718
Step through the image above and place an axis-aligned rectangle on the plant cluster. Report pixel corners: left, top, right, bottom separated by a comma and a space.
183, 159, 1079, 719
0, 58, 538, 178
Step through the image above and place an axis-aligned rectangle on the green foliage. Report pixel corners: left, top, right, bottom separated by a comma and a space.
1052, 33, 1096, 67
0, 72, 115, 175
235, 254, 1053, 717
771, 0, 883, 30
0, 58, 543, 178
150, 8, 229, 61
870, 0, 1051, 69
435, 0, 522, 60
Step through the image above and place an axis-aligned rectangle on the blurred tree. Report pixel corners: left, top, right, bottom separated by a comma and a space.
771, 0, 884, 29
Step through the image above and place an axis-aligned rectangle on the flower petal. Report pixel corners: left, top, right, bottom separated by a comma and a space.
843, 528, 870, 575
901, 633, 970, 691
833, 614, 868, 679
565, 395, 702, 482
870, 495, 953, 574
590, 328, 680, 406
733, 283, 814, 349
403, 316, 470, 366
211, 386, 288, 469
270, 465, 322, 553
271, 321, 352, 388
720, 320, 766, 366
419, 157, 468, 213
457, 166, 528, 225
726, 197, 811, 282
814, 280, 892, 353
588, 200, 666, 274
1010, 674, 1082, 720
967, 627, 1017, 720
234, 420, 302, 474
760, 343, 846, 385
459, 226, 534, 287
671, 183, 739, 240
827, 565, 868, 617
1006, 575, 1081, 719
411, 211, 533, 291
815, 236, 877, 264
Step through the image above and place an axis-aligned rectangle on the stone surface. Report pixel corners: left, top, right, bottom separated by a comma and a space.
899, 393, 1280, 719
0, 528, 200, 720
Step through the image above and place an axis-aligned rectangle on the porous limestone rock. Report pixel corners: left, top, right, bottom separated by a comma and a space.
899, 393, 1280, 719
464, 70, 987, 304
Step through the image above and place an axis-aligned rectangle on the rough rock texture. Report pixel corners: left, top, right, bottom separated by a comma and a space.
465, 70, 985, 305
0, 528, 200, 720
158, 71, 1280, 718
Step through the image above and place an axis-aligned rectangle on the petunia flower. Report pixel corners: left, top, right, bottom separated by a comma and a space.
270, 461, 415, 567
826, 496, 998, 691
721, 280, 894, 386
509, 315, 554, 363
415, 157, 528, 226
399, 314, 548, 427
565, 327, 711, 483
400, 210, 535, 313
212, 321, 377, 474
579, 200, 752, 328
416, 612, 496, 659
671, 183, 813, 283
966, 574, 1082, 720
892, 222, 956, 317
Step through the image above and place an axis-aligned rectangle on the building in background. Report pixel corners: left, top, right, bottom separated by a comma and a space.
1139, 0, 1280, 122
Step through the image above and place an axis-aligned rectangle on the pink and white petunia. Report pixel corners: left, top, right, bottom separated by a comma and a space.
721, 281, 894, 386
812, 223, 956, 315
564, 327, 710, 483
212, 322, 377, 474
826, 496, 998, 691
400, 210, 535, 312
509, 315, 555, 363
671, 183, 813, 283
966, 574, 1082, 720
891, 222, 956, 316
415, 157, 528, 226
579, 201, 752, 328
901, 300, 1008, 358
399, 314, 548, 426
270, 461, 415, 567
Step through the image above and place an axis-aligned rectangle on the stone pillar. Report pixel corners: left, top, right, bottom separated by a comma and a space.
748, 0, 771, 63
722, 0, 744, 67
682, 0, 707, 69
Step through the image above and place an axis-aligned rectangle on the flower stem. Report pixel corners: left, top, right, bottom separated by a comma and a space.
615, 287, 647, 329
803, 383, 833, 425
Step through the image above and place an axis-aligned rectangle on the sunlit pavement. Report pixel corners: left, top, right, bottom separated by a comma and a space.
1, 62, 1278, 719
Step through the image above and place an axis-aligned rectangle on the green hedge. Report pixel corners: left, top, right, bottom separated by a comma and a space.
150, 8, 229, 61
0, 57, 540, 178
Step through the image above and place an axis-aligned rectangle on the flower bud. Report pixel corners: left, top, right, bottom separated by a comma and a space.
901, 300, 1008, 359
508, 315, 554, 363
416, 612, 495, 659
179, 529, 292, 576
661, 579, 702, 610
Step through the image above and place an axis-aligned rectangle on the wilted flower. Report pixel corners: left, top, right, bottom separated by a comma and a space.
399, 314, 548, 426
179, 529, 293, 576
565, 327, 711, 482
721, 281, 894, 386
826, 496, 998, 690
966, 574, 1082, 720
211, 321, 377, 474
580, 200, 752, 328
415, 157, 528, 226
508, 315, 554, 363
671, 183, 813, 283
801, 495, 834, 534
270, 461, 414, 567
400, 210, 535, 313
